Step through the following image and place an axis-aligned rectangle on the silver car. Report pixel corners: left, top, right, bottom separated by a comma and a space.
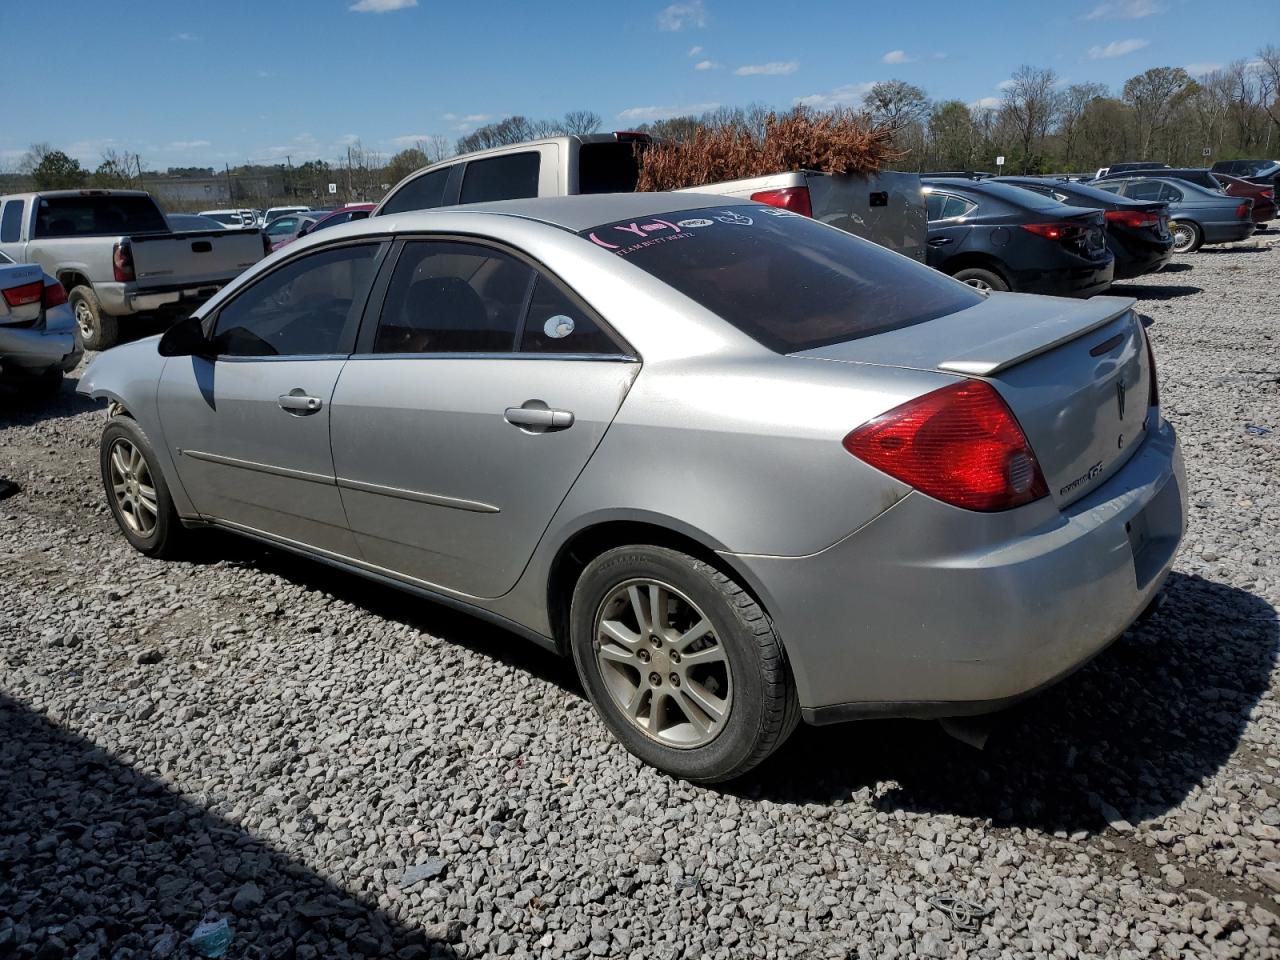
78, 194, 1186, 782
0, 254, 81, 393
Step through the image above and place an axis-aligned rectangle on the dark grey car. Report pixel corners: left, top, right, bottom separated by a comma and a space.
1092, 177, 1255, 253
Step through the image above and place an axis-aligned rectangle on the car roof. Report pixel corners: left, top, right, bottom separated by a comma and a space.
368, 192, 752, 233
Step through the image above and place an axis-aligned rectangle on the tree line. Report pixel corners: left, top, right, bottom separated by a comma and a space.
12, 46, 1280, 196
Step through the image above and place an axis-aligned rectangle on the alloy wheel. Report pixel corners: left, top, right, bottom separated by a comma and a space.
74, 299, 95, 341
593, 579, 733, 749
962, 277, 993, 292
108, 438, 159, 536
1171, 222, 1195, 253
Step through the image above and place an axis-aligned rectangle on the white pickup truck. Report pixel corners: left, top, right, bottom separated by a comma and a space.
0, 190, 267, 350
372, 133, 926, 261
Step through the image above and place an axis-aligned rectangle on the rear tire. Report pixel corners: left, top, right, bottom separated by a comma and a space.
569, 545, 799, 783
951, 267, 1009, 293
100, 417, 187, 559
1170, 220, 1203, 254
70, 285, 118, 351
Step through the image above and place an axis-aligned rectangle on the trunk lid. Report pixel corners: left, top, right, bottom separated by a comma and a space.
794, 292, 1153, 508
129, 230, 265, 287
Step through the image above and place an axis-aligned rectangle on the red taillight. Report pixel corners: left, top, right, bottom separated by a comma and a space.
843, 380, 1049, 512
1235, 202, 1251, 219
749, 186, 813, 218
1021, 222, 1085, 241
2, 280, 44, 307
112, 240, 135, 282
1263, 189, 1275, 200
1105, 209, 1159, 229
43, 282, 68, 308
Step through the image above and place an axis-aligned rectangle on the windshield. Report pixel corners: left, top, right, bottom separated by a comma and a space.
579, 205, 979, 353
34, 195, 169, 237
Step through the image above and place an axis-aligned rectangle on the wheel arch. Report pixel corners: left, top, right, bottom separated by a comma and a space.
941, 252, 1012, 286
544, 515, 782, 660
56, 270, 92, 293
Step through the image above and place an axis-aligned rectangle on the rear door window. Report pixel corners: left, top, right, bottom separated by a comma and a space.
0, 200, 24, 242
459, 152, 540, 204
1124, 181, 1164, 201
580, 205, 981, 353
1158, 183, 1184, 202
381, 167, 451, 215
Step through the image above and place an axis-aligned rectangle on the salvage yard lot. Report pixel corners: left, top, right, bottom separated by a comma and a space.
1, 243, 1278, 959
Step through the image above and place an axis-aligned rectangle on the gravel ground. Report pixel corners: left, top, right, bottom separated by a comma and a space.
1, 240, 1278, 960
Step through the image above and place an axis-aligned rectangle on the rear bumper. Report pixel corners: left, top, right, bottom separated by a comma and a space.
1009, 259, 1114, 298
1111, 235, 1175, 280
729, 418, 1185, 722
96, 279, 234, 317
1200, 221, 1257, 245
0, 313, 83, 373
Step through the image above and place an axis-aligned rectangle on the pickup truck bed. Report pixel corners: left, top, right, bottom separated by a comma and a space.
0, 189, 265, 350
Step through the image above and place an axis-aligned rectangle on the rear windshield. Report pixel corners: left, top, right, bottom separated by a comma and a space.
35, 195, 168, 237
974, 181, 1066, 212
578, 142, 641, 194
580, 206, 980, 353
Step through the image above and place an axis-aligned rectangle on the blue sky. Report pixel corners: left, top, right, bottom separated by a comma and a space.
5, 0, 1255, 171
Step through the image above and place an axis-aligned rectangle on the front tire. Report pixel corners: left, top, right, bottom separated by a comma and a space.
569, 545, 798, 783
950, 267, 1009, 293
1170, 220, 1202, 254
100, 418, 186, 558
70, 285, 119, 351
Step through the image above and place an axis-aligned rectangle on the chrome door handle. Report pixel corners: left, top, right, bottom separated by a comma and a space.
278, 392, 323, 414
504, 406, 574, 430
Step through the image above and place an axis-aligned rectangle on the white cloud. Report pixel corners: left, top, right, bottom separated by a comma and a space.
996, 78, 1017, 91
734, 60, 799, 77
349, 0, 417, 12
1084, 0, 1162, 20
658, 1, 707, 31
1088, 38, 1149, 59
168, 140, 211, 151
881, 50, 915, 65
695, 60, 720, 71
969, 96, 1003, 111
1184, 61, 1222, 76
391, 134, 432, 147
173, 32, 196, 41
617, 102, 720, 122
794, 82, 875, 110
688, 45, 703, 56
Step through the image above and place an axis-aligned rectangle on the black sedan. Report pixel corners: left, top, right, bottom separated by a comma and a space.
921, 178, 1114, 297
995, 177, 1174, 279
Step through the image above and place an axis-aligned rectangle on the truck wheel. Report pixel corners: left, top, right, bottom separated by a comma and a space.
951, 267, 1009, 293
70, 285, 118, 351
569, 545, 799, 783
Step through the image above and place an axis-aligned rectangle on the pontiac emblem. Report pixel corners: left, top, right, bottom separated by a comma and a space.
1116, 378, 1127, 419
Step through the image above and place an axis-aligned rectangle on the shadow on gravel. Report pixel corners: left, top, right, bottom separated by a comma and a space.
1112, 284, 1203, 301
200, 533, 582, 697
0, 693, 453, 958
1196, 245, 1273, 255
734, 572, 1279, 834
1159, 262, 1194, 273
0, 375, 102, 427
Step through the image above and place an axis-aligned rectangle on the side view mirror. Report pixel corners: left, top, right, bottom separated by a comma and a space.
158, 314, 213, 358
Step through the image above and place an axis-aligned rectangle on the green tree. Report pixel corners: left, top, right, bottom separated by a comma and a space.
32, 150, 86, 189
1122, 67, 1192, 157
384, 147, 429, 185
928, 100, 976, 170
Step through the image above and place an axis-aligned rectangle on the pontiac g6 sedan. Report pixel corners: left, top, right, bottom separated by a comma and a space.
80, 194, 1186, 782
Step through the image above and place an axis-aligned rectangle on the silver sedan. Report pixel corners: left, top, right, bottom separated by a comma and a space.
79, 193, 1186, 782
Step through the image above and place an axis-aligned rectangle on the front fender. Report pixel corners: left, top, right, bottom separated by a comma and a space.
76, 339, 196, 517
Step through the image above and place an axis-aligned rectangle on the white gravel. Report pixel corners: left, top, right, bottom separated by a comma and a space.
1, 239, 1278, 959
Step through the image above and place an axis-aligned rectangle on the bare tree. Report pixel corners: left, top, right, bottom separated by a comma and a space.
560, 110, 603, 136
1000, 65, 1061, 172
1122, 66, 1192, 157
862, 80, 929, 130
1057, 82, 1107, 169
1255, 45, 1280, 136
